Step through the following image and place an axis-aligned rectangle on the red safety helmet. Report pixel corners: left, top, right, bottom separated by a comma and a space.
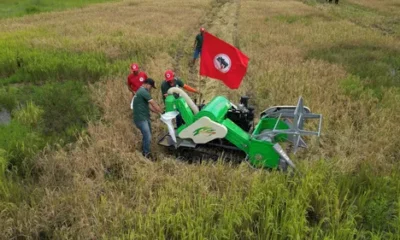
200, 27, 205, 32
165, 70, 175, 82
130, 63, 139, 71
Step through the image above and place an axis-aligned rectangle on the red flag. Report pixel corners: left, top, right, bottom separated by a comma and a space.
199, 31, 249, 89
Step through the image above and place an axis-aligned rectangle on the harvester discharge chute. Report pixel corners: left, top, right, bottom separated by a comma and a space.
158, 87, 322, 170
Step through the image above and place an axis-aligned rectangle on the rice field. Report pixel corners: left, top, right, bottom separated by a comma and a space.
0, 0, 400, 238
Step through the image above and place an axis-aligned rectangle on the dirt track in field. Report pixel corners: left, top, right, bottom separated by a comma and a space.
170, 0, 244, 105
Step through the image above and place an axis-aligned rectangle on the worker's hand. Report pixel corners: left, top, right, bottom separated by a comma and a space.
159, 107, 164, 115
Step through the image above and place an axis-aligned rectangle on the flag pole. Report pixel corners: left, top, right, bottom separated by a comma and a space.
198, 71, 202, 104
198, 57, 203, 104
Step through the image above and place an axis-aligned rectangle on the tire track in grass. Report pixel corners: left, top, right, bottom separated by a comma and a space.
157, 0, 241, 158
187, 0, 234, 103
170, 0, 238, 104
170, 0, 249, 106
168, 1, 217, 96
195, 0, 242, 103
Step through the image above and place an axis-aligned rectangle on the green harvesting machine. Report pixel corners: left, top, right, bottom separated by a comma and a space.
158, 87, 322, 170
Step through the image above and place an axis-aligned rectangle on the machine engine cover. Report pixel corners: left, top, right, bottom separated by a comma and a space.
179, 117, 228, 144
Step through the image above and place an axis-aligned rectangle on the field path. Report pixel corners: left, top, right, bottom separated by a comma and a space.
170, 0, 246, 105
197, 0, 242, 103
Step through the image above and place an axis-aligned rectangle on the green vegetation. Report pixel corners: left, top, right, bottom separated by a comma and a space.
330, 2, 400, 38
0, 0, 120, 18
274, 14, 303, 24
308, 44, 400, 97
127, 163, 399, 239
0, 121, 44, 175
30, 81, 99, 135
1, 160, 400, 239
0, 88, 18, 112
0, 0, 176, 180
0, 29, 105, 176
0, 36, 139, 175
0, 34, 110, 85
0, 81, 99, 176
0, 24, 144, 176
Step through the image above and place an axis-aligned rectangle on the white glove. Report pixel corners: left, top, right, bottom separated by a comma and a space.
130, 96, 134, 110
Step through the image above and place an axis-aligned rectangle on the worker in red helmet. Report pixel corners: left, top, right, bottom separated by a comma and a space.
127, 63, 148, 109
191, 27, 205, 66
161, 70, 200, 127
127, 63, 148, 96
161, 70, 199, 100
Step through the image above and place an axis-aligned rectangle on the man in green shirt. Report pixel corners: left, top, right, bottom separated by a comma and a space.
133, 78, 163, 158
191, 27, 205, 66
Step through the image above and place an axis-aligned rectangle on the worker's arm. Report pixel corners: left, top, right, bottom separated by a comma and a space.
161, 82, 168, 97
148, 99, 163, 114
193, 34, 199, 49
149, 103, 157, 113
176, 79, 198, 94
183, 84, 199, 93
127, 81, 134, 93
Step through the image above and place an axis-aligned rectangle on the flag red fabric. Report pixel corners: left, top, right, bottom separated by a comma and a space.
199, 31, 249, 89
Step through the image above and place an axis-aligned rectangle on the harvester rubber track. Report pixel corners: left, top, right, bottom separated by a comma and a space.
164, 144, 246, 165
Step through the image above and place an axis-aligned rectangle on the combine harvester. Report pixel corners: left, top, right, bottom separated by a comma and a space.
158, 88, 322, 171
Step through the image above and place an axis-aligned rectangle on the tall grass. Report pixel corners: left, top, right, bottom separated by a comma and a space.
0, 0, 179, 173
1, 157, 399, 239
0, 0, 120, 19
0, 149, 7, 195
0, 121, 44, 175
0, 87, 18, 112
238, 0, 400, 172
308, 44, 400, 92
0, 81, 102, 176
0, 37, 109, 85
12, 101, 43, 128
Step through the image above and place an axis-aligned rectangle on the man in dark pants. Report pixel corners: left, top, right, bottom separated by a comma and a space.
132, 78, 163, 158
191, 27, 205, 66
161, 70, 200, 128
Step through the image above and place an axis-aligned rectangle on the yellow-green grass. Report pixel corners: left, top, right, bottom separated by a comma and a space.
0, 0, 210, 173
239, 0, 400, 172
347, 0, 400, 15
1, 0, 400, 239
0, 0, 121, 19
